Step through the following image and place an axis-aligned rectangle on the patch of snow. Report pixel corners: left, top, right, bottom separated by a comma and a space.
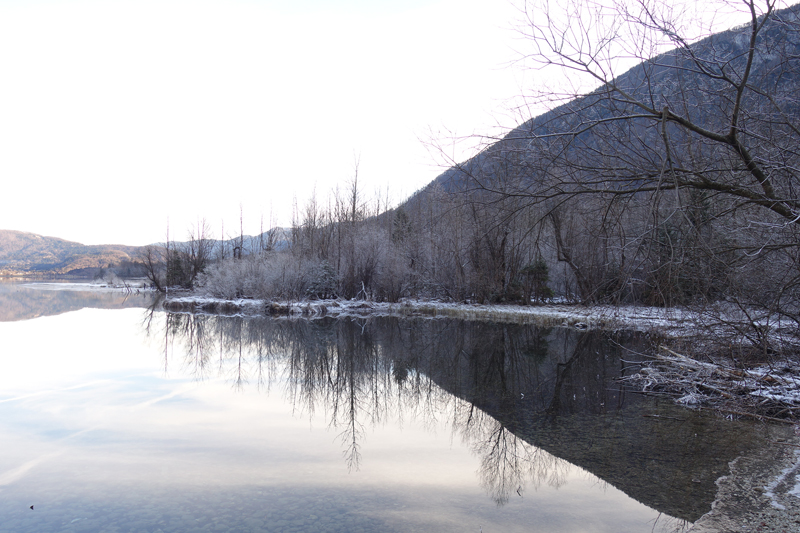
790, 479, 800, 499
677, 393, 702, 405
764, 449, 800, 509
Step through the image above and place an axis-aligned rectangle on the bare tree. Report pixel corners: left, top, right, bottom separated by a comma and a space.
187, 218, 214, 283
513, 0, 800, 217
140, 244, 166, 292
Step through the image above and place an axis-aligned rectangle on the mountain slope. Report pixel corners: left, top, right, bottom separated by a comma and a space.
389, 1, 800, 310
416, 1, 800, 214
0, 230, 142, 275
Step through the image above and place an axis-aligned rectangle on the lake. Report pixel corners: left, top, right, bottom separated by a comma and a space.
0, 281, 780, 532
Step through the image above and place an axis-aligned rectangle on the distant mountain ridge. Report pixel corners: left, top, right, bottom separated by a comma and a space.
0, 230, 142, 276
0, 228, 292, 277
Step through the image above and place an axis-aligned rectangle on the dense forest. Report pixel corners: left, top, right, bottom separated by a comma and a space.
146, 0, 800, 357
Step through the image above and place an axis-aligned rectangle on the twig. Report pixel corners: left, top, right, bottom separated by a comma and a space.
704, 407, 795, 424
643, 414, 686, 421
697, 382, 735, 399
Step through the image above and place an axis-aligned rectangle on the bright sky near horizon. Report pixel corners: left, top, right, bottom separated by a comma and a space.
0, 0, 768, 246
0, 0, 529, 245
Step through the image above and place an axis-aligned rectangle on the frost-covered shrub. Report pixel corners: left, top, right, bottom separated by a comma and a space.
197, 258, 249, 299
197, 253, 336, 301
306, 260, 338, 299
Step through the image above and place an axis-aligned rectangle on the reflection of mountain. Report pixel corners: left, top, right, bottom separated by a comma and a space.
157, 314, 771, 522
432, 329, 737, 522
0, 282, 155, 322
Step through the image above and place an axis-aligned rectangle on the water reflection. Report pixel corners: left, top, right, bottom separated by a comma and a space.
153, 312, 772, 523
2, 285, 719, 532
0, 280, 153, 322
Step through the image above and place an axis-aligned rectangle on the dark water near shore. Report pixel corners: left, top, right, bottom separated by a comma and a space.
0, 282, 778, 532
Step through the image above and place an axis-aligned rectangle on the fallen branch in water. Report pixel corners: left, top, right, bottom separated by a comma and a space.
623, 346, 800, 421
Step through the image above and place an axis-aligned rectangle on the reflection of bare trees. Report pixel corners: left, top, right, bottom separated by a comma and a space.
146, 311, 644, 500
454, 401, 569, 505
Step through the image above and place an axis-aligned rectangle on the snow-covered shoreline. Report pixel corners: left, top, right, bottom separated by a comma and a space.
162, 294, 800, 416
687, 427, 800, 533
160, 294, 695, 334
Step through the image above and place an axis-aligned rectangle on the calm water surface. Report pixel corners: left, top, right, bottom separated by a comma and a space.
0, 282, 778, 532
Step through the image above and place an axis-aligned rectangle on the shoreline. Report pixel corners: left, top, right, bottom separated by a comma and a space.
160, 294, 696, 334
688, 426, 800, 532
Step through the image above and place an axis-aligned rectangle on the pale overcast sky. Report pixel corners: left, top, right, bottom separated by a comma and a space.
0, 0, 763, 246
0, 0, 532, 245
